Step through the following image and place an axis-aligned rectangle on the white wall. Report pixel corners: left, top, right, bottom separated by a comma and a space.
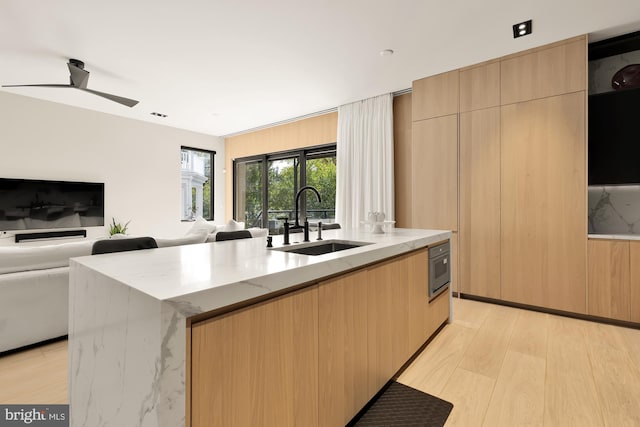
0, 91, 224, 245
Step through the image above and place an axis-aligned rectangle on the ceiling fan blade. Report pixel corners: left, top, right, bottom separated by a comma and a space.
2, 84, 72, 88
68, 62, 89, 88
81, 88, 139, 108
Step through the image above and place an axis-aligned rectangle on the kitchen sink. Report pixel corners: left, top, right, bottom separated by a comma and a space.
272, 239, 372, 256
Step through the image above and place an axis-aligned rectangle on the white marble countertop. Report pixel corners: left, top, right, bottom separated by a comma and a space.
588, 233, 640, 241
70, 228, 451, 317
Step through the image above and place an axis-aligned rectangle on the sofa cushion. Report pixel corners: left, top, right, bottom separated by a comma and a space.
0, 240, 94, 274
222, 219, 245, 231
156, 233, 208, 248
186, 216, 217, 235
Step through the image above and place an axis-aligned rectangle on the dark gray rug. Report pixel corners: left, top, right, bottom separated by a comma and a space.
352, 381, 453, 426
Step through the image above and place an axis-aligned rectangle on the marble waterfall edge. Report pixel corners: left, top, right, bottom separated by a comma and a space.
69, 263, 186, 427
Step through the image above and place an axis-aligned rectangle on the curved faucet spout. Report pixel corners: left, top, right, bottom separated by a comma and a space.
293, 185, 322, 228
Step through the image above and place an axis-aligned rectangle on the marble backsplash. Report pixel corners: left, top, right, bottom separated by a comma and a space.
589, 185, 640, 235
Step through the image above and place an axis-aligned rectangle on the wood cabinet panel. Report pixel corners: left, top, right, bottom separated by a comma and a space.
318, 270, 369, 426
427, 288, 450, 338
587, 239, 630, 321
393, 93, 413, 227
407, 249, 430, 348
501, 92, 586, 313
191, 248, 449, 426
459, 108, 501, 298
366, 260, 396, 397
629, 241, 640, 322
412, 70, 459, 120
460, 61, 501, 112
501, 38, 586, 105
390, 255, 412, 370
411, 115, 458, 231
191, 286, 319, 427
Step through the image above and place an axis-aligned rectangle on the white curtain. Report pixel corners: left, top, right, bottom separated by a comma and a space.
336, 93, 394, 229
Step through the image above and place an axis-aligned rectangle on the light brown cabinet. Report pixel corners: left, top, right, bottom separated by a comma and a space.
407, 35, 587, 317
192, 249, 449, 427
411, 115, 458, 231
588, 239, 630, 321
412, 70, 459, 121
191, 286, 319, 427
393, 93, 413, 228
320, 249, 443, 426
459, 61, 501, 112
459, 107, 501, 298
366, 258, 401, 396
501, 92, 587, 313
318, 269, 369, 426
500, 38, 586, 105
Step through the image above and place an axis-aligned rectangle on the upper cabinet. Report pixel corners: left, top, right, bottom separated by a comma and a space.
411, 115, 458, 231
459, 61, 501, 112
501, 37, 587, 104
412, 70, 459, 121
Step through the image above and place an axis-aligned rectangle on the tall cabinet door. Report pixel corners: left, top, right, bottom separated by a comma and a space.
459, 107, 501, 298
411, 115, 458, 231
501, 92, 586, 313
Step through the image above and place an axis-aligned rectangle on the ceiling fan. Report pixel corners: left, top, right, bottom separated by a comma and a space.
2, 58, 139, 108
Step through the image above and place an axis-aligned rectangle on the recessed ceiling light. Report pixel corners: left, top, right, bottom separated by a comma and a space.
380, 49, 394, 57
150, 112, 167, 118
513, 20, 532, 38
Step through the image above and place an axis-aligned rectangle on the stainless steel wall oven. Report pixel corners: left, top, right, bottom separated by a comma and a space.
428, 241, 451, 298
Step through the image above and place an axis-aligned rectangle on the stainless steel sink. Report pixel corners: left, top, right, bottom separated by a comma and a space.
272, 239, 372, 256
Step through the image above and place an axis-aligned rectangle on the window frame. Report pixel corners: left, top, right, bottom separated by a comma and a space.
233, 143, 336, 230
180, 146, 216, 222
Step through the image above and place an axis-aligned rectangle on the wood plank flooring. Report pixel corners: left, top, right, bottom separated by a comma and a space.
398, 298, 640, 427
3, 298, 640, 426
0, 340, 67, 404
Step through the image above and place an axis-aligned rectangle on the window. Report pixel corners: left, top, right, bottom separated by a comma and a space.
181, 147, 215, 221
234, 145, 336, 234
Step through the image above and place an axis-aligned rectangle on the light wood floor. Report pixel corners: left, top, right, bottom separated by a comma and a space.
399, 298, 640, 427
3, 299, 640, 426
0, 339, 67, 404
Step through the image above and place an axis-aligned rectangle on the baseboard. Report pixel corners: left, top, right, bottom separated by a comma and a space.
0, 335, 68, 357
460, 293, 640, 330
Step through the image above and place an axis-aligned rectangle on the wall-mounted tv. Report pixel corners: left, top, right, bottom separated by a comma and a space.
0, 178, 104, 231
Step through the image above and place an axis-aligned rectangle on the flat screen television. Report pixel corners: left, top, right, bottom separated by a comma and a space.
589, 87, 640, 185
0, 178, 104, 231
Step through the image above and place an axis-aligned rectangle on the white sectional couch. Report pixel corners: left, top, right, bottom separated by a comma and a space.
0, 221, 267, 353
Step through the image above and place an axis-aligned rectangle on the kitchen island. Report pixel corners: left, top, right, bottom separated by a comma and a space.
68, 228, 452, 427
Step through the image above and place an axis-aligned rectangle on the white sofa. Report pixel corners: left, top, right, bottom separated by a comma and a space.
0, 224, 267, 353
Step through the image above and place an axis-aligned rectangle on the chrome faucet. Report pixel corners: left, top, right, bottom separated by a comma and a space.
291, 186, 321, 230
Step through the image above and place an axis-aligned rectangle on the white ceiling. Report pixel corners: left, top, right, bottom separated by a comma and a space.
1, 0, 639, 137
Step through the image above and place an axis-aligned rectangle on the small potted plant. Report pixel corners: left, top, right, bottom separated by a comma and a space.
109, 218, 130, 237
